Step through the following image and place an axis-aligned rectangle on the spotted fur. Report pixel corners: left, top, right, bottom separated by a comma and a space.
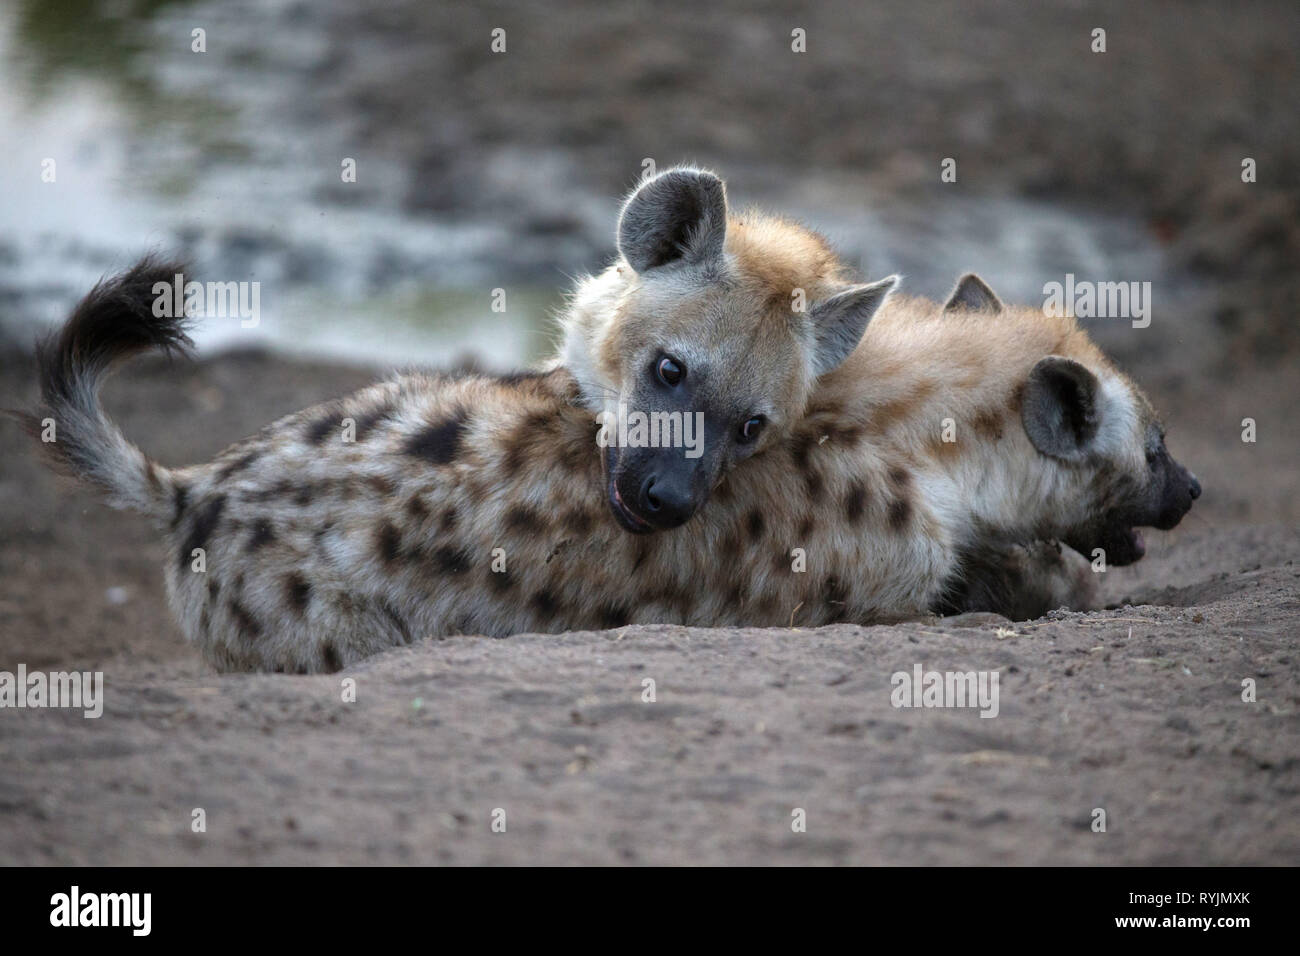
19, 174, 1199, 672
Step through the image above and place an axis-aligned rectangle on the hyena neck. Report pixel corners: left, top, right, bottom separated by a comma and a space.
556, 266, 626, 414
827, 294, 1109, 550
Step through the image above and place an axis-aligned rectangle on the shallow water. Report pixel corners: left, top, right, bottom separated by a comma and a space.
0, 0, 1182, 370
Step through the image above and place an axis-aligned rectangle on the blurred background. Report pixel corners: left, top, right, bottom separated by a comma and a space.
1, 0, 1295, 369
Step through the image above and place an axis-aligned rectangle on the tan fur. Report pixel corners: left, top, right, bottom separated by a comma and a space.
27, 179, 1191, 673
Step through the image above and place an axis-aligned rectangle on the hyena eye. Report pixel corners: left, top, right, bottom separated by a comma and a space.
655, 356, 684, 387
1146, 431, 1166, 465
737, 415, 766, 444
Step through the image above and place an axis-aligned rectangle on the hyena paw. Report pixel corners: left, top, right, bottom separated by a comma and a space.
1018, 539, 1101, 616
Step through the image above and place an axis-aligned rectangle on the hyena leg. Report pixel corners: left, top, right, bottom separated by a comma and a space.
938, 540, 1100, 621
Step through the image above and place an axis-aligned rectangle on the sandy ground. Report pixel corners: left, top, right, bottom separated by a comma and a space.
0, 349, 1297, 865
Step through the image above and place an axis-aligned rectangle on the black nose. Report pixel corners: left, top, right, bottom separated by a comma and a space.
1189, 473, 1202, 501
640, 474, 694, 528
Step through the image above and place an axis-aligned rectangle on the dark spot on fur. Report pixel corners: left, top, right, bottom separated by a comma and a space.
746, 509, 765, 540
530, 589, 560, 617
439, 507, 459, 533
888, 495, 913, 532
405, 409, 469, 465
888, 466, 911, 489
245, 478, 293, 503
598, 603, 632, 629
246, 517, 276, 552
432, 545, 471, 575
376, 521, 402, 564
215, 448, 260, 482
171, 483, 189, 527
229, 599, 262, 638
198, 607, 210, 634
320, 642, 342, 672
406, 495, 428, 519
305, 413, 339, 445
501, 412, 552, 477
286, 574, 311, 613
797, 515, 816, 539
1008, 382, 1027, 414
207, 577, 221, 601
489, 567, 516, 592
505, 505, 544, 533
366, 474, 396, 496
180, 495, 226, 570
972, 409, 1004, 441
294, 483, 315, 507
498, 369, 549, 386
844, 481, 867, 525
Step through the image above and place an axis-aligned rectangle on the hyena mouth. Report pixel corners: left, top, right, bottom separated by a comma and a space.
604, 447, 654, 534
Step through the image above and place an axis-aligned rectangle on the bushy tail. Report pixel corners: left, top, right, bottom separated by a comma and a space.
13, 256, 194, 524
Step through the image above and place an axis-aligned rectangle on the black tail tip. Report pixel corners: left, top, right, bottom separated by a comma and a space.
36, 254, 196, 404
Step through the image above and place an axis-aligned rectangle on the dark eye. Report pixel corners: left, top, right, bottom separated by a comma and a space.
655, 356, 684, 387
738, 415, 766, 444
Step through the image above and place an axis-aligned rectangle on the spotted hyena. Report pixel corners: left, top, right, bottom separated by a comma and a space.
17, 168, 1198, 672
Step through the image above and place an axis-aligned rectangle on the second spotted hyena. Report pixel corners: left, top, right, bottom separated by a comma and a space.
20, 168, 1199, 672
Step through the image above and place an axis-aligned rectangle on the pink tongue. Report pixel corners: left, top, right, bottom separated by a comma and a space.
1131, 529, 1146, 558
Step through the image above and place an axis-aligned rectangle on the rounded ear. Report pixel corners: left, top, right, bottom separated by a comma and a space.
1021, 356, 1101, 460
943, 273, 1003, 314
808, 275, 898, 376
617, 167, 727, 273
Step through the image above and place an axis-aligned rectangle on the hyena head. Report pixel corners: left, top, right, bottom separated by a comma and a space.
561, 166, 896, 533
952, 274, 1202, 565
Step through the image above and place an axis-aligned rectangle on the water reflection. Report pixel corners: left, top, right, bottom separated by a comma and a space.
0, 0, 1178, 370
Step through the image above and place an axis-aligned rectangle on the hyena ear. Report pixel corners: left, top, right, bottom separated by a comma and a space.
808, 275, 898, 376
944, 273, 1003, 314
1021, 356, 1101, 460
617, 167, 728, 272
